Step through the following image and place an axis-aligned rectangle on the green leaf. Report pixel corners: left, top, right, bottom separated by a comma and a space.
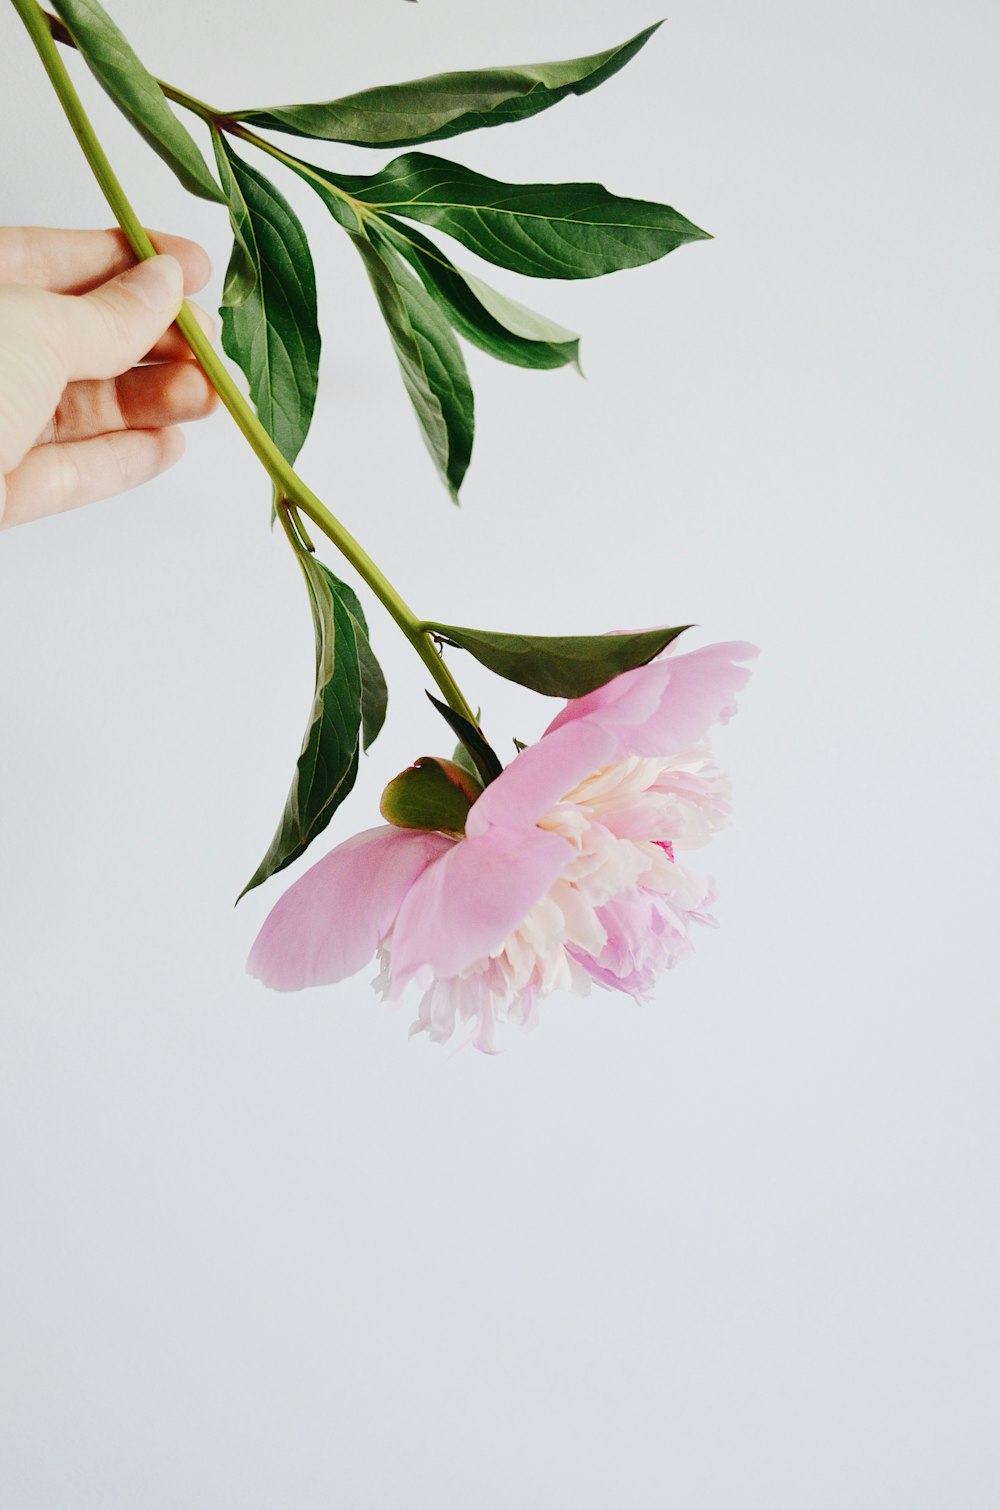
240, 556, 362, 898
380, 756, 482, 836
215, 153, 257, 310
355, 626, 389, 752
51, 0, 224, 203
231, 24, 662, 148
317, 152, 710, 280
427, 623, 692, 697
219, 230, 257, 310
380, 217, 579, 370
352, 231, 474, 500
317, 572, 388, 752
450, 740, 482, 784
213, 135, 320, 465
427, 694, 504, 786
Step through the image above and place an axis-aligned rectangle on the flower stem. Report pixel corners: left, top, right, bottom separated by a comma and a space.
16, 0, 481, 732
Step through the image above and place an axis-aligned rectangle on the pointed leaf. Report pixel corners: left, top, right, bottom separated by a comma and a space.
318, 153, 710, 280
317, 571, 388, 752
355, 626, 389, 752
213, 135, 320, 465
51, 0, 224, 202
241, 557, 362, 897
380, 756, 481, 836
353, 231, 474, 500
380, 217, 579, 370
427, 623, 692, 697
426, 694, 504, 786
232, 24, 662, 148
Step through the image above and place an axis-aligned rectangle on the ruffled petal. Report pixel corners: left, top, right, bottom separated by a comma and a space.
248, 825, 454, 991
390, 825, 573, 985
466, 721, 617, 838
545, 641, 758, 756
545, 658, 672, 737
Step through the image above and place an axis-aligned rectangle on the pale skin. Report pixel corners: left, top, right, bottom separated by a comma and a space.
0, 226, 219, 529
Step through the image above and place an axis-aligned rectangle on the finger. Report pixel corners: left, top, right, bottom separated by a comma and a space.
145, 300, 218, 364
1, 426, 185, 529
0, 226, 211, 295
0, 262, 196, 480
38, 360, 218, 445
50, 256, 185, 383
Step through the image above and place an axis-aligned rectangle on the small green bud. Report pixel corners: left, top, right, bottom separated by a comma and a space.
380, 756, 483, 836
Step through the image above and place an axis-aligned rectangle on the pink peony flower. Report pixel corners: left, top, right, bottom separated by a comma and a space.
248, 641, 757, 1051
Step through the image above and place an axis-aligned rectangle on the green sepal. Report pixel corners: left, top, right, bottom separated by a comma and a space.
380, 756, 482, 836
426, 693, 504, 786
229, 24, 662, 149
427, 623, 692, 697
318, 152, 710, 280
213, 134, 320, 466
51, 0, 225, 202
239, 556, 363, 899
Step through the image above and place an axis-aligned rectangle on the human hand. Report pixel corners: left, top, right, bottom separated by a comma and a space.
0, 226, 219, 529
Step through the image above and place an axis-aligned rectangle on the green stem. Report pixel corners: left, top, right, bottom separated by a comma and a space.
275, 494, 308, 557
17, 0, 481, 733
224, 120, 363, 211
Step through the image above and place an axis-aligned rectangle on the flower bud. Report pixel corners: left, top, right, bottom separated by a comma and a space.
380, 756, 482, 836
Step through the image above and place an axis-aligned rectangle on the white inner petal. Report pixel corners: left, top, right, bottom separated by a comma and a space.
381, 744, 730, 1047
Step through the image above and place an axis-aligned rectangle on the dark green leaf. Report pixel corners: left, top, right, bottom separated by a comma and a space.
380, 217, 579, 370
213, 135, 320, 465
427, 623, 692, 697
317, 152, 710, 279
353, 231, 474, 500
380, 756, 481, 836
240, 556, 362, 898
317, 572, 388, 752
231, 24, 662, 148
355, 628, 389, 751
51, 0, 224, 202
427, 693, 504, 786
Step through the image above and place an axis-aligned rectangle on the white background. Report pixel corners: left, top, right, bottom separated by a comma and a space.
1, 0, 997, 1504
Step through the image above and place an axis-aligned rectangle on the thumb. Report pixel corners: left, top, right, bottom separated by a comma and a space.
52, 254, 185, 382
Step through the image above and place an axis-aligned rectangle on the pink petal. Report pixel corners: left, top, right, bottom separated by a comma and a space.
545, 641, 759, 756
248, 825, 454, 991
390, 825, 573, 984
389, 723, 616, 984
546, 658, 673, 735
467, 720, 618, 838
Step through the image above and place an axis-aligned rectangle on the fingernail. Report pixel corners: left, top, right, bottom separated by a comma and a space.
120, 255, 183, 314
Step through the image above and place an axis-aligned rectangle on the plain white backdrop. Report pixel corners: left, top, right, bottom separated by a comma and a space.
1, 0, 997, 1505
